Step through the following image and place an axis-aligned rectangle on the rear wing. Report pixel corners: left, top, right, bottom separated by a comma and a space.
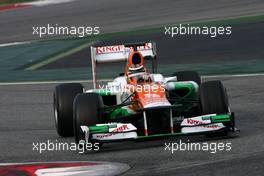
90, 41, 157, 88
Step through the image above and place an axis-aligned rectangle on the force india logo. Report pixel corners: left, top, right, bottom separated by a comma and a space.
187, 119, 220, 128
96, 43, 152, 54
96, 125, 129, 139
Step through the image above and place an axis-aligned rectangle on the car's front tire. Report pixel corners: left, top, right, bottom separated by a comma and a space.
199, 81, 230, 137
73, 93, 104, 144
53, 83, 83, 137
200, 80, 229, 114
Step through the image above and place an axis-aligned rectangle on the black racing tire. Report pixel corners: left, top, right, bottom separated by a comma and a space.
53, 83, 83, 137
173, 71, 201, 86
73, 93, 104, 144
200, 81, 229, 114
200, 81, 230, 138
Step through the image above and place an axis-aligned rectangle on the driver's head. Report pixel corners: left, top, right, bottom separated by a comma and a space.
126, 52, 151, 84
127, 51, 144, 68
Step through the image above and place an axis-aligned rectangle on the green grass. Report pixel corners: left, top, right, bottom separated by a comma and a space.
0, 0, 36, 5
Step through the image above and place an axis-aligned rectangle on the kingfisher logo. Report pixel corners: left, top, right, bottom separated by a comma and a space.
96, 45, 124, 54
95, 43, 153, 54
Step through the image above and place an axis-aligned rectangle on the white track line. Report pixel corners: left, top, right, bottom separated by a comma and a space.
23, 0, 76, 6
0, 73, 264, 86
0, 41, 31, 48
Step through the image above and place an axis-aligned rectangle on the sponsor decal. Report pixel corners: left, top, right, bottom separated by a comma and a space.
95, 125, 129, 138
95, 124, 132, 139
136, 43, 152, 50
181, 123, 225, 133
181, 115, 225, 133
96, 133, 114, 139
186, 118, 207, 125
109, 124, 129, 132
96, 43, 152, 54
92, 124, 137, 140
94, 132, 137, 140
181, 114, 215, 126
204, 124, 221, 128
96, 45, 124, 54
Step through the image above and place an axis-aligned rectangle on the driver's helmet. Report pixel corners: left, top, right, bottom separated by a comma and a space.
126, 51, 151, 84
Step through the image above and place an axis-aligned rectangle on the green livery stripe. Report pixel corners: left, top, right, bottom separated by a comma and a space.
202, 114, 231, 122
211, 114, 232, 123
110, 107, 131, 119
89, 124, 117, 133
96, 89, 112, 96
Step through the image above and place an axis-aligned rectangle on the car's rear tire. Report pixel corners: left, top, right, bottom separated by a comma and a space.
73, 93, 104, 144
173, 71, 201, 86
53, 83, 83, 137
200, 81, 229, 114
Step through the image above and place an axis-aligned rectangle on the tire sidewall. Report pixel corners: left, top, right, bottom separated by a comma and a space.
200, 81, 229, 114
73, 93, 103, 144
53, 83, 83, 137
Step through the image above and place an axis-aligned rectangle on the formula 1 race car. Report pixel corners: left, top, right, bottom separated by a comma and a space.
53, 41, 237, 145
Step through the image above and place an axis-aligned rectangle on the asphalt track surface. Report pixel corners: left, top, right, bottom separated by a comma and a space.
0, 75, 264, 175
1, 0, 264, 176
1, 0, 264, 43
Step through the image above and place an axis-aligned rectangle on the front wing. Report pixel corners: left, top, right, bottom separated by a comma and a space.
80, 112, 237, 143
